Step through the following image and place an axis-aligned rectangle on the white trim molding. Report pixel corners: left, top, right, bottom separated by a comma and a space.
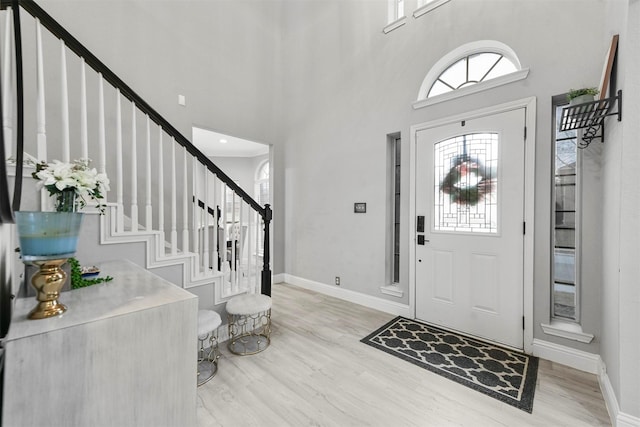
383, 16, 406, 34
598, 359, 640, 427
413, 0, 452, 18
380, 284, 404, 298
541, 320, 595, 343
273, 273, 286, 284
531, 338, 600, 374
283, 274, 411, 317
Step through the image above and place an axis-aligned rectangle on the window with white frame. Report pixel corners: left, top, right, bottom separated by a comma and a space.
414, 0, 452, 18
551, 95, 579, 322
414, 41, 529, 108
384, 0, 407, 33
255, 160, 269, 206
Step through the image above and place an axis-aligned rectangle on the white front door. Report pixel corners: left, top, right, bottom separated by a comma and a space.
415, 108, 525, 349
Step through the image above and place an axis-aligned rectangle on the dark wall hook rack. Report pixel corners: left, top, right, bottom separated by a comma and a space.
559, 90, 622, 148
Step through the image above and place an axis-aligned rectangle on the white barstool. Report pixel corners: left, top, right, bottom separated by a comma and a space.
197, 310, 222, 386
226, 294, 272, 355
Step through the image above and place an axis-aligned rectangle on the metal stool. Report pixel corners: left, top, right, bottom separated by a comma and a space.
197, 310, 221, 386
226, 294, 272, 355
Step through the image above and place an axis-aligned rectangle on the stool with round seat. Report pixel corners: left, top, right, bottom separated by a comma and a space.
226, 293, 272, 355
197, 309, 222, 386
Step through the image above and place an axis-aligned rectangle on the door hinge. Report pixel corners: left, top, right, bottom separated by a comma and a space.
522, 316, 525, 330
524, 126, 527, 141
523, 221, 526, 235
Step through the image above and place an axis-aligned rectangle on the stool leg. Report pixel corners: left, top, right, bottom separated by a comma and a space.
197, 329, 220, 387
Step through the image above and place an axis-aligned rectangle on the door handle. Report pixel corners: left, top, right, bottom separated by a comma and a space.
417, 235, 429, 245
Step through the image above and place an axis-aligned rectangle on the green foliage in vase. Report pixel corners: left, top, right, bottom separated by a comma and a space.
567, 87, 599, 101
68, 257, 113, 289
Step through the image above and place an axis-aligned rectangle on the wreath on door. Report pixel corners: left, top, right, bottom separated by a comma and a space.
440, 155, 495, 206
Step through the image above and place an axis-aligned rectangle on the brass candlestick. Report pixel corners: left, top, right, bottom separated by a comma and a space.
27, 258, 69, 319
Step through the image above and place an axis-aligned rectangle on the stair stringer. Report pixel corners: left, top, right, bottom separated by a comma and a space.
98, 204, 250, 306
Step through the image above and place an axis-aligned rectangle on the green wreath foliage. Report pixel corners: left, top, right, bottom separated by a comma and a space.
440, 155, 495, 206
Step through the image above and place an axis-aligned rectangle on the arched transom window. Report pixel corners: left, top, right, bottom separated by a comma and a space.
428, 52, 518, 98
414, 41, 529, 109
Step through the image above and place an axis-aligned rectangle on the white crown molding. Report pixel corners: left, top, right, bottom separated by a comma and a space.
283, 273, 411, 317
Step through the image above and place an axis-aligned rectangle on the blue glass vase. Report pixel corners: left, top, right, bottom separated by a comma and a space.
15, 211, 84, 261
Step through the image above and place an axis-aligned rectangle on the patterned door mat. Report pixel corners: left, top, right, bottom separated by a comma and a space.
361, 316, 538, 413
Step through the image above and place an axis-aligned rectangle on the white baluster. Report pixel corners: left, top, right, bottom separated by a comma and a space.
115, 90, 124, 232
157, 128, 165, 250
80, 58, 88, 160
35, 19, 49, 209
60, 40, 69, 162
248, 204, 254, 293
191, 160, 200, 259
35, 19, 46, 162
170, 138, 177, 255
130, 103, 138, 232
239, 200, 245, 289
2, 8, 12, 161
221, 183, 228, 293
231, 191, 238, 293
98, 74, 106, 175
144, 115, 152, 230
256, 212, 261, 290
203, 167, 210, 272
181, 147, 189, 253
212, 175, 219, 272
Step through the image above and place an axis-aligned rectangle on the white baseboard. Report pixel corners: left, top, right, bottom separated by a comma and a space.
273, 273, 286, 284
531, 338, 600, 374
598, 360, 640, 427
532, 339, 639, 427
282, 273, 411, 317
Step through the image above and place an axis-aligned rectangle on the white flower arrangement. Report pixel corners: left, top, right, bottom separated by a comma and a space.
32, 159, 110, 213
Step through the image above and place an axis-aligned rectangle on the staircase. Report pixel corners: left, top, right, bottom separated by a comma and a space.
0, 0, 272, 309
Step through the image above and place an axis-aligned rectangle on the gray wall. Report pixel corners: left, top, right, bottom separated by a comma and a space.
601, 0, 640, 418
281, 0, 607, 351
211, 154, 269, 200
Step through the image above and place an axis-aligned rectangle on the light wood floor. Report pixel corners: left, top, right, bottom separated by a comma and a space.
197, 283, 611, 426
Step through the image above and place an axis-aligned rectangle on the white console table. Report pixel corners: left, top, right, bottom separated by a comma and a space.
2, 260, 198, 427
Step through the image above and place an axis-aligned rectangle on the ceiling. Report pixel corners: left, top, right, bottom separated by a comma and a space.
192, 126, 269, 158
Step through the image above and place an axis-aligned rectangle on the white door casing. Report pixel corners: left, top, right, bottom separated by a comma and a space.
409, 98, 536, 352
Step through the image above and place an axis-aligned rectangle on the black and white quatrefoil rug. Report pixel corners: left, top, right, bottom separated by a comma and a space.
361, 316, 538, 413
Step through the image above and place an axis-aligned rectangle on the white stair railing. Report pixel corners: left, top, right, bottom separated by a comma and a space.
0, 0, 272, 297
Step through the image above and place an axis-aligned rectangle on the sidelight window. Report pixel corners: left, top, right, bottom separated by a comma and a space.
552, 98, 579, 322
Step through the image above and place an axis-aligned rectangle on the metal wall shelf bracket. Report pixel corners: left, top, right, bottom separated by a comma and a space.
559, 90, 622, 149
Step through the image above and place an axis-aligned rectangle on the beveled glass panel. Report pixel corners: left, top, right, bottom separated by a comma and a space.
433, 133, 499, 233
